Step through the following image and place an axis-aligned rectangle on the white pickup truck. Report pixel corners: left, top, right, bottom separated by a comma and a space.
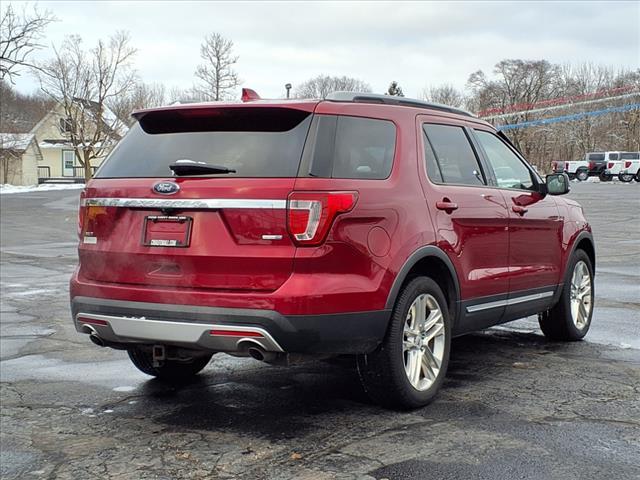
602, 159, 623, 181
560, 152, 624, 181
618, 152, 640, 182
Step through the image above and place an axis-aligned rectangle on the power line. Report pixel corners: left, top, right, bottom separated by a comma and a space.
482, 92, 640, 120
496, 103, 640, 131
477, 85, 637, 117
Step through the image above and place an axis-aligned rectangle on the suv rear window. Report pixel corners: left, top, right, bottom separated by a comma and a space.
621, 152, 640, 160
588, 153, 605, 161
300, 115, 396, 179
96, 107, 312, 178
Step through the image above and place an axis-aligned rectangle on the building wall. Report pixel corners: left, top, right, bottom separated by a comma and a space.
32, 105, 108, 179
38, 147, 107, 178
21, 143, 39, 185
0, 142, 39, 186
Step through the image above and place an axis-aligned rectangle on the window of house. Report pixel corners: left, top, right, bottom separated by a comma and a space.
59, 117, 73, 133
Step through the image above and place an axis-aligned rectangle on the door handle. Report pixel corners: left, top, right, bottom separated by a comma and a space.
512, 205, 528, 215
436, 200, 458, 213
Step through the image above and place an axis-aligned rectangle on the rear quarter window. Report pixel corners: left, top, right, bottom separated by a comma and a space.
300, 115, 396, 179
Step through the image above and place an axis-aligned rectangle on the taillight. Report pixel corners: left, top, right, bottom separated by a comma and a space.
78, 190, 87, 239
79, 197, 117, 242
608, 162, 614, 169
588, 161, 595, 169
625, 161, 632, 168
287, 191, 358, 246
565, 162, 569, 171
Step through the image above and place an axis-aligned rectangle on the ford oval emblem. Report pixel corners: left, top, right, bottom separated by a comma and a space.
152, 181, 180, 195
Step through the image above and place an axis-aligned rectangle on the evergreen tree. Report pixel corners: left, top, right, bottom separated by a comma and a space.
386, 81, 404, 97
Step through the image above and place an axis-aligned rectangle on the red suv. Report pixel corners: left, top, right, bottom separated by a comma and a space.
71, 91, 595, 409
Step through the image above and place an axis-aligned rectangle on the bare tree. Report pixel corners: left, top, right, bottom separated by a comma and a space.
468, 59, 561, 157
37, 32, 137, 182
0, 79, 54, 132
194, 33, 240, 101
108, 82, 167, 126
294, 74, 371, 99
0, 4, 55, 83
421, 84, 465, 107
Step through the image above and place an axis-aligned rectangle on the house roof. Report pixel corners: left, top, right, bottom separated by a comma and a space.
0, 133, 35, 151
28, 99, 129, 139
71, 97, 129, 137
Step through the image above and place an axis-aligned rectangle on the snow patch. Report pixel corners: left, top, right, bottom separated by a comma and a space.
113, 386, 136, 392
10, 288, 58, 297
1, 183, 85, 195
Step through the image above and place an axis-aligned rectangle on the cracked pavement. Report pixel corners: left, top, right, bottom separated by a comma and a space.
1, 182, 639, 479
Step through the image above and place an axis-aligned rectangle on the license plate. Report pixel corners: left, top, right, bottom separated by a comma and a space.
142, 216, 192, 247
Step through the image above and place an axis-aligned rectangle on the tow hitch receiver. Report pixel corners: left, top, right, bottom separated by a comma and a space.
152, 345, 166, 367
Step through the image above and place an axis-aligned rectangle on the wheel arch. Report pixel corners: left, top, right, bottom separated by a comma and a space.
385, 246, 460, 326
568, 231, 596, 275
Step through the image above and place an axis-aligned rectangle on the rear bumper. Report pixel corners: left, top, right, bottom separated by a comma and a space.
71, 296, 391, 355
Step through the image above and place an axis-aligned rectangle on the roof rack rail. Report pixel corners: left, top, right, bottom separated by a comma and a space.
325, 91, 474, 118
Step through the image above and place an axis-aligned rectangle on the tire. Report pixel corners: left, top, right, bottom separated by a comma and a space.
619, 173, 634, 183
539, 249, 594, 341
576, 169, 588, 181
567, 173, 576, 181
357, 277, 451, 409
127, 346, 212, 381
599, 172, 612, 182
635, 170, 640, 182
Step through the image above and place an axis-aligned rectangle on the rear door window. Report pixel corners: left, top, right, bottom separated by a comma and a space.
609, 153, 619, 160
96, 107, 312, 178
301, 115, 396, 179
422, 124, 486, 186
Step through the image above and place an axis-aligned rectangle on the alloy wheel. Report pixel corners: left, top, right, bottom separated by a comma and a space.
569, 260, 592, 330
403, 294, 446, 391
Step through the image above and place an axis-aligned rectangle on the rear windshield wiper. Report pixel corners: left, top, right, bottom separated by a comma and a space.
169, 160, 236, 176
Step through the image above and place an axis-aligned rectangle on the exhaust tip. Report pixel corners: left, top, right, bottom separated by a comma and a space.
89, 333, 105, 347
247, 346, 265, 361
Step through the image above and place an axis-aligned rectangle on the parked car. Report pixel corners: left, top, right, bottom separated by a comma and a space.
563, 151, 621, 181
618, 152, 640, 182
71, 91, 595, 409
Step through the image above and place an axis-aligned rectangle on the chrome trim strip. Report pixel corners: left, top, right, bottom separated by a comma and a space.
81, 198, 287, 209
75, 313, 284, 352
466, 290, 554, 313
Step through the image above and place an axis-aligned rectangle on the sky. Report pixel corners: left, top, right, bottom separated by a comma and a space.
6, 0, 640, 99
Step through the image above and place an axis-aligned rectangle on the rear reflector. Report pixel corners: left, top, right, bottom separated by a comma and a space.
77, 317, 108, 326
287, 191, 357, 246
210, 329, 263, 337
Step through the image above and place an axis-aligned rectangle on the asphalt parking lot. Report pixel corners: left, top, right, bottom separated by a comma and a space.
1, 181, 639, 480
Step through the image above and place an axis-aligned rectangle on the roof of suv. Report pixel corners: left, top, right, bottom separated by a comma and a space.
132, 91, 482, 125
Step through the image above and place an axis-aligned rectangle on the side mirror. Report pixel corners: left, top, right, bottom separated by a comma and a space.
545, 172, 570, 196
